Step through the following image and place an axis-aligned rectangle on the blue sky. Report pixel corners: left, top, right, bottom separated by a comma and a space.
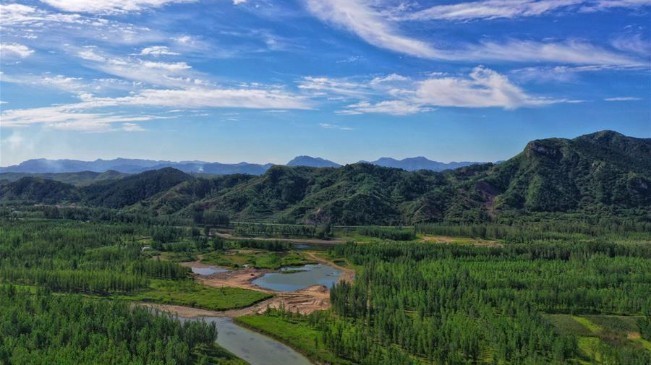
1, 0, 650, 166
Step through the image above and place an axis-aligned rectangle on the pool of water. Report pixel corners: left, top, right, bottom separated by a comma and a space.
191, 266, 228, 276
252, 264, 341, 292
200, 317, 312, 365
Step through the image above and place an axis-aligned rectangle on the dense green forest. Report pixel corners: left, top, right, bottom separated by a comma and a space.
241, 241, 651, 365
2, 131, 649, 225
0, 288, 235, 365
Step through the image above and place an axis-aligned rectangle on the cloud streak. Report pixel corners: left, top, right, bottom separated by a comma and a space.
305, 0, 645, 66
39, 0, 197, 14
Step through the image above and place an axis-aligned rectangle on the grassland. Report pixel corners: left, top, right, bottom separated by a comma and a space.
545, 314, 651, 363
201, 249, 311, 269
120, 279, 271, 311
235, 313, 352, 365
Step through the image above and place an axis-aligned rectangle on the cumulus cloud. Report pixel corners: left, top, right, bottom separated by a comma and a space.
0, 43, 34, 58
328, 66, 576, 115
413, 66, 562, 109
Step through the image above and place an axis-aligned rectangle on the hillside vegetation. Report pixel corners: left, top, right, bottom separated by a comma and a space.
1, 131, 649, 225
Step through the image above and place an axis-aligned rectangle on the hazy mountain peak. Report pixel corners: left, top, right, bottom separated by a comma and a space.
286, 156, 341, 168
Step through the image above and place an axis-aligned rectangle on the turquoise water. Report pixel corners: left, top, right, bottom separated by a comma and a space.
252, 264, 341, 292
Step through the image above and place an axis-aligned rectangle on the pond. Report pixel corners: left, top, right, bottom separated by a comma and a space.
200, 317, 312, 365
252, 263, 341, 292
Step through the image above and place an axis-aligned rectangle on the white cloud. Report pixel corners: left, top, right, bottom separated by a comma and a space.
122, 123, 146, 132
332, 66, 576, 115
405, 0, 651, 21
75, 48, 201, 88
305, 0, 644, 66
298, 76, 369, 98
141, 61, 191, 71
39, 0, 197, 14
319, 123, 353, 130
583, 0, 651, 11
0, 43, 34, 58
1, 4, 84, 26
340, 100, 427, 116
454, 40, 642, 67
611, 34, 651, 56
0, 105, 159, 131
414, 66, 562, 109
93, 88, 311, 109
604, 96, 643, 101
407, 0, 582, 21
0, 85, 310, 131
233, 0, 247, 4
305, 0, 440, 59
78, 49, 107, 62
139, 46, 179, 56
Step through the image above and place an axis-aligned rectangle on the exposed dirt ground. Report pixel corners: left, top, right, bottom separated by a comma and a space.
146, 252, 354, 318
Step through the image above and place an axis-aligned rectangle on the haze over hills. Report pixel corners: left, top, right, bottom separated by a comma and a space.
1, 156, 482, 174
2, 131, 649, 225
286, 156, 341, 168
370, 157, 480, 171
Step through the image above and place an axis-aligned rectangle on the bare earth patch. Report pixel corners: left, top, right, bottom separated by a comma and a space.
147, 253, 354, 318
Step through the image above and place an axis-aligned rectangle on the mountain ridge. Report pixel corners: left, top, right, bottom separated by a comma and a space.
2, 131, 648, 225
1, 156, 485, 174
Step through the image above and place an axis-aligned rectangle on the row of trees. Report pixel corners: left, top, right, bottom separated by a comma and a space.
415, 219, 651, 243
233, 222, 332, 238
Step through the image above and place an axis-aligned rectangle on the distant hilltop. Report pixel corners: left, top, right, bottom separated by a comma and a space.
0, 156, 486, 175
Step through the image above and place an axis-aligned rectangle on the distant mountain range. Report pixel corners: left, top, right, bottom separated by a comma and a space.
0, 156, 484, 175
2, 131, 649, 225
369, 157, 479, 171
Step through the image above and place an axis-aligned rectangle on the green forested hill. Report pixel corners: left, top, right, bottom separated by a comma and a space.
1, 131, 649, 224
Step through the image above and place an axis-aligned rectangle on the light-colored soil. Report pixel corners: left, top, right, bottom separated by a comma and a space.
144, 284, 331, 318
157, 252, 355, 318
